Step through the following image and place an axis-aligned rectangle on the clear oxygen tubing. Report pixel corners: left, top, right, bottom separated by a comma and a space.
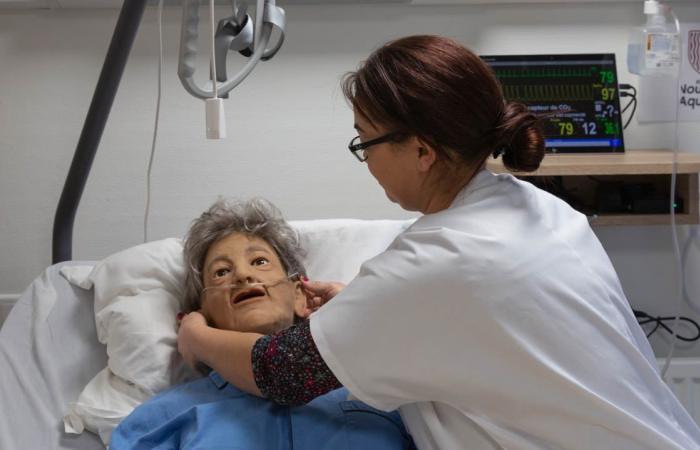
201, 272, 300, 298
144, 0, 165, 243
660, 7, 683, 381
177, 0, 285, 100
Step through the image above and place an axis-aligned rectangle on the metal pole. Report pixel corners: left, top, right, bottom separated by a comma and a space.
52, 0, 149, 263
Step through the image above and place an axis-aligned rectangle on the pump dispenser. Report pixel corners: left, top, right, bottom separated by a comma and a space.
627, 0, 680, 77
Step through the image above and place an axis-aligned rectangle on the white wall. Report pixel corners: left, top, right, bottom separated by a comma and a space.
1, 2, 700, 353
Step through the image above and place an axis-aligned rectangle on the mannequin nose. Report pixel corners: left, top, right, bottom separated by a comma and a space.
233, 267, 256, 285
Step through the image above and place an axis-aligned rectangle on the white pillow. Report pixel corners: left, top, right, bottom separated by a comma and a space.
64, 368, 150, 445
292, 219, 414, 283
63, 219, 414, 445
90, 238, 192, 394
63, 238, 195, 445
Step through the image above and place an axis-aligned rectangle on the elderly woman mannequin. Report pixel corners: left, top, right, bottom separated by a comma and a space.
178, 36, 700, 449
110, 198, 413, 450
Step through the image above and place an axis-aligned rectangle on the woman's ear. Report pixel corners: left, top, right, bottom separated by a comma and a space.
293, 281, 313, 319
415, 138, 438, 173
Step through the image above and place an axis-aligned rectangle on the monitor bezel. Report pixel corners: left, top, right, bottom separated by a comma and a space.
481, 53, 625, 154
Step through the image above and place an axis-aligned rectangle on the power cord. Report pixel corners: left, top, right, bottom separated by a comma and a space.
635, 310, 700, 342
619, 83, 637, 130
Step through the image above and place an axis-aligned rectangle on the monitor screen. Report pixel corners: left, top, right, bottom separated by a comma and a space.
481, 54, 624, 153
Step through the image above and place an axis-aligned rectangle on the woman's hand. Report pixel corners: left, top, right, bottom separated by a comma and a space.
177, 311, 208, 369
301, 279, 346, 312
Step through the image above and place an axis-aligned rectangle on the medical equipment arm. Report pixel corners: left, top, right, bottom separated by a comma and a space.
178, 0, 285, 100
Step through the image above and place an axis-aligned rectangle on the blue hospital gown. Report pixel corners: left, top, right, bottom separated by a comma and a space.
110, 371, 414, 450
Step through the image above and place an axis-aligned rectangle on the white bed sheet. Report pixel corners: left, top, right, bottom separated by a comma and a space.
0, 261, 105, 450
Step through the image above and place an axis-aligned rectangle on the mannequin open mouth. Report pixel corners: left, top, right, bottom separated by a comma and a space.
232, 287, 266, 305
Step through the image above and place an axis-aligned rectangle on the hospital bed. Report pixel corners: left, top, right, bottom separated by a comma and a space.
0, 219, 413, 449
0, 262, 106, 449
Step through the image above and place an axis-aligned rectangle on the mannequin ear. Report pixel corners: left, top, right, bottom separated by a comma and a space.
198, 294, 215, 326
415, 138, 438, 173
293, 281, 313, 319
198, 292, 209, 312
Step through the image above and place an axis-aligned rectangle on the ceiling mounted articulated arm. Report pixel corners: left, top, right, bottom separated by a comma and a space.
178, 0, 285, 100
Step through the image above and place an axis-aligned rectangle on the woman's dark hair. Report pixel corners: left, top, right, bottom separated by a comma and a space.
342, 35, 545, 173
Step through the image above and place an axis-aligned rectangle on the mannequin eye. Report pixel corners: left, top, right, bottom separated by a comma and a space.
214, 268, 230, 278
252, 257, 270, 267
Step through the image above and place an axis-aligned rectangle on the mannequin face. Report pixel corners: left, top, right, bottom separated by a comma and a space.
200, 233, 308, 335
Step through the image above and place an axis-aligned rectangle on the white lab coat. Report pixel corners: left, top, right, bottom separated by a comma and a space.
310, 170, 700, 450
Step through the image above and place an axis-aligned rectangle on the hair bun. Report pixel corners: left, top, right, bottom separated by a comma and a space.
498, 102, 545, 173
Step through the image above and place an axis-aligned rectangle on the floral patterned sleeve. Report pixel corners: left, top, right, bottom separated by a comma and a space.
252, 319, 341, 406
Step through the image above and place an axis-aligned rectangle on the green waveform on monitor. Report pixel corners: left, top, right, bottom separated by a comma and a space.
502, 84, 594, 102
495, 67, 595, 79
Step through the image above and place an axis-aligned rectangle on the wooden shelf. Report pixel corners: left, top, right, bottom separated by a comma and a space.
486, 149, 700, 226
487, 150, 700, 176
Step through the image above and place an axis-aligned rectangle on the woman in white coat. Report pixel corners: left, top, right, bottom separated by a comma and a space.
178, 35, 700, 449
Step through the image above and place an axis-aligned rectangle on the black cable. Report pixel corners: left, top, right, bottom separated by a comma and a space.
619, 84, 637, 130
619, 83, 637, 97
623, 97, 637, 130
634, 310, 700, 342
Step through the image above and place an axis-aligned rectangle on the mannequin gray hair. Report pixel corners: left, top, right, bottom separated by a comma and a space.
183, 198, 306, 311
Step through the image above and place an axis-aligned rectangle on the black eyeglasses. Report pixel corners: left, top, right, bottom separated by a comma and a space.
348, 131, 403, 162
